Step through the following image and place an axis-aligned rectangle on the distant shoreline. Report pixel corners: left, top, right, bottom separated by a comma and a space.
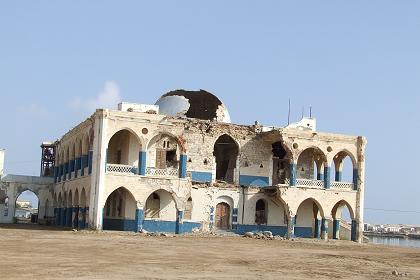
364, 231, 420, 240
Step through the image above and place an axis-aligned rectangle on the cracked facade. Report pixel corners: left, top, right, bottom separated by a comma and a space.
0, 90, 366, 242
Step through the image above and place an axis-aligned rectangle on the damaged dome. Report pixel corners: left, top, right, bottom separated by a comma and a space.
155, 90, 231, 123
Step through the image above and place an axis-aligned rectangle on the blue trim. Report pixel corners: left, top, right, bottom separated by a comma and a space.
180, 222, 201, 233
353, 169, 358, 190
290, 163, 297, 186
176, 210, 184, 234
295, 227, 313, 238
190, 171, 212, 183
88, 151, 93, 174
138, 151, 147, 176
239, 175, 269, 187
179, 154, 187, 178
324, 166, 331, 189
143, 220, 177, 233
135, 209, 144, 232
235, 225, 288, 236
103, 218, 137, 231
335, 170, 342, 182
333, 219, 340, 239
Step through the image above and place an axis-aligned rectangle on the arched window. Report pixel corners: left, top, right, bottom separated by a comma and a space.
184, 197, 193, 220
255, 199, 267, 225
213, 134, 239, 183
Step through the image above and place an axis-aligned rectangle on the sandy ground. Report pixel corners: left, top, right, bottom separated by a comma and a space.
1, 225, 420, 280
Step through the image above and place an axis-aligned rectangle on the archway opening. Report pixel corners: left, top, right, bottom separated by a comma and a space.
103, 187, 137, 231
107, 129, 142, 167
297, 148, 327, 181
331, 200, 355, 241
272, 142, 290, 185
147, 134, 180, 172
214, 134, 239, 183
215, 202, 231, 230
295, 198, 323, 238
143, 190, 178, 233
332, 152, 355, 183
255, 199, 267, 225
14, 190, 39, 224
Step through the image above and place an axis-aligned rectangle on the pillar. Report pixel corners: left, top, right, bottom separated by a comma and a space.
85, 207, 89, 228
314, 219, 321, 238
55, 208, 59, 226
176, 210, 184, 234
321, 218, 328, 240
60, 208, 66, 226
335, 170, 342, 182
73, 207, 79, 229
232, 208, 238, 230
353, 169, 358, 190
88, 150, 93, 174
287, 215, 295, 239
135, 208, 144, 232
138, 151, 146, 176
179, 154, 187, 178
351, 220, 357, 242
67, 207, 73, 227
209, 206, 215, 231
324, 166, 331, 189
333, 219, 340, 240
289, 163, 297, 187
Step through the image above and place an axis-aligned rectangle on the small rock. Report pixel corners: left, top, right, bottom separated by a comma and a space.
140, 229, 148, 234
392, 270, 398, 276
72, 229, 78, 232
244, 232, 254, 238
262, 231, 273, 238
192, 228, 200, 233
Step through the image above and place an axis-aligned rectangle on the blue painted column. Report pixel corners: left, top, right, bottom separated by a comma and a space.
176, 210, 184, 234
57, 165, 62, 182
353, 169, 358, 190
179, 154, 187, 178
232, 208, 238, 230
289, 163, 297, 187
335, 170, 342, 182
74, 157, 80, 178
333, 219, 340, 240
62, 162, 67, 181
135, 208, 145, 232
324, 166, 331, 189
79, 207, 85, 229
138, 151, 146, 176
321, 218, 328, 239
61, 208, 66, 226
70, 159, 75, 180
351, 220, 358, 242
209, 207, 215, 231
67, 207, 73, 227
314, 219, 321, 238
88, 151, 93, 174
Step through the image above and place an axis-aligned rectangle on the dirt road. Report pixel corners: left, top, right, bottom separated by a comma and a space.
1, 225, 419, 280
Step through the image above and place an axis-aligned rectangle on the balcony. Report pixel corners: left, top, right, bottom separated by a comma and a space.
105, 164, 180, 178
284, 178, 354, 191
146, 167, 179, 177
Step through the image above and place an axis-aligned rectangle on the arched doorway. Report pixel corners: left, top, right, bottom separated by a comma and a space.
14, 190, 39, 224
214, 134, 239, 183
331, 200, 355, 241
331, 151, 356, 187
143, 189, 178, 233
103, 187, 137, 231
215, 202, 231, 230
147, 134, 181, 177
255, 199, 267, 225
295, 198, 324, 238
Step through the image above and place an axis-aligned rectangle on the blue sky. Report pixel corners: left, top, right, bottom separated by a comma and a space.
1, 1, 419, 225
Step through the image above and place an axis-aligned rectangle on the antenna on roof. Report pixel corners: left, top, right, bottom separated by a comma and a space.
301, 106, 304, 119
288, 98, 291, 125
310, 106, 312, 119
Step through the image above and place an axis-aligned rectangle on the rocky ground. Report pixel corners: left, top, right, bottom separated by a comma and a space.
1, 224, 420, 280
